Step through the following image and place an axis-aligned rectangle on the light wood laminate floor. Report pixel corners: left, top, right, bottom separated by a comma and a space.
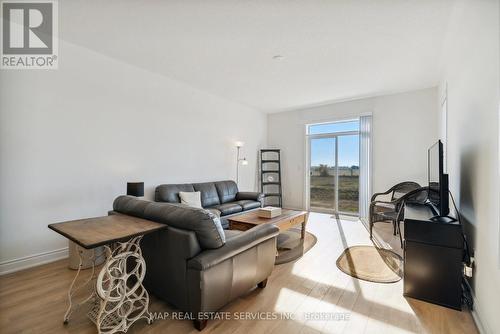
0, 213, 478, 334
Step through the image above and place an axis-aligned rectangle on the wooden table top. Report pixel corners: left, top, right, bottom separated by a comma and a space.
48, 215, 167, 249
227, 209, 308, 226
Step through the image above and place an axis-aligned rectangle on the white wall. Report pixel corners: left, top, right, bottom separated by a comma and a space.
439, 1, 499, 332
0, 40, 266, 274
267, 87, 439, 210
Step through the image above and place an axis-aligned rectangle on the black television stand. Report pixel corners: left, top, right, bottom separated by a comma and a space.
403, 202, 464, 310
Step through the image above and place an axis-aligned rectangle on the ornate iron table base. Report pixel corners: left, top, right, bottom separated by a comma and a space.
63, 236, 152, 333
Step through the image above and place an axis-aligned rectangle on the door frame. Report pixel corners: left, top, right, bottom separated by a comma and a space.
306, 129, 360, 216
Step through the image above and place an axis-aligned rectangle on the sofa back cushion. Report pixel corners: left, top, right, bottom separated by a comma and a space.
155, 184, 195, 203
214, 180, 239, 203
113, 196, 225, 249
112, 194, 150, 216
193, 182, 220, 207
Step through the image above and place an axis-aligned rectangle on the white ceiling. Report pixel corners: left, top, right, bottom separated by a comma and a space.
62, 1, 455, 112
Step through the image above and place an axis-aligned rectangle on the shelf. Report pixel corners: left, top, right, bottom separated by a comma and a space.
260, 149, 282, 207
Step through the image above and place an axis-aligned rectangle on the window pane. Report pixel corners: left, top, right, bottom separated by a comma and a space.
310, 137, 336, 210
308, 120, 359, 135
338, 135, 359, 213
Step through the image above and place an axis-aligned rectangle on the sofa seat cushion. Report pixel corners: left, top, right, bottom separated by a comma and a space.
219, 217, 230, 229
234, 200, 261, 211
211, 203, 243, 216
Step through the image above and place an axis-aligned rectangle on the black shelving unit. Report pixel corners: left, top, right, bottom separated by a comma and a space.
260, 149, 282, 207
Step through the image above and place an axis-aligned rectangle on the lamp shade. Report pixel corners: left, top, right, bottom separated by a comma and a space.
127, 182, 144, 197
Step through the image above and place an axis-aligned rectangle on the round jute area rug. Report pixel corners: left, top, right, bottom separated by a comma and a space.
336, 245, 403, 283
275, 228, 317, 265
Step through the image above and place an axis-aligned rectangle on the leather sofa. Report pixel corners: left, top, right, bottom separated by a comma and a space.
155, 180, 264, 228
111, 195, 279, 330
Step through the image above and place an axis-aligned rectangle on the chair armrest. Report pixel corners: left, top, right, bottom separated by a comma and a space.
187, 224, 279, 271
371, 200, 396, 206
371, 189, 394, 202
236, 191, 265, 202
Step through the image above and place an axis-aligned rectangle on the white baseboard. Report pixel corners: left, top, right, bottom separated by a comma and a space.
0, 247, 68, 276
468, 284, 492, 334
472, 307, 488, 334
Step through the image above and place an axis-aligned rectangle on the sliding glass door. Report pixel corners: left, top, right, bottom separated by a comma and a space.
308, 121, 360, 215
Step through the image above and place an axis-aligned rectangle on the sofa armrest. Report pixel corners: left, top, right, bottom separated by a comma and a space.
187, 224, 279, 271
236, 191, 265, 202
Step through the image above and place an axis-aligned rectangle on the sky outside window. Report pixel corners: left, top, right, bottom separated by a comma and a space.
309, 120, 359, 167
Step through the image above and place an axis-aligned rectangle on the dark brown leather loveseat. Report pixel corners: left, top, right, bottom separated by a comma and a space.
111, 195, 278, 330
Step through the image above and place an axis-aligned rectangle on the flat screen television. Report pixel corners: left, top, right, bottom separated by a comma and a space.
428, 140, 450, 217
